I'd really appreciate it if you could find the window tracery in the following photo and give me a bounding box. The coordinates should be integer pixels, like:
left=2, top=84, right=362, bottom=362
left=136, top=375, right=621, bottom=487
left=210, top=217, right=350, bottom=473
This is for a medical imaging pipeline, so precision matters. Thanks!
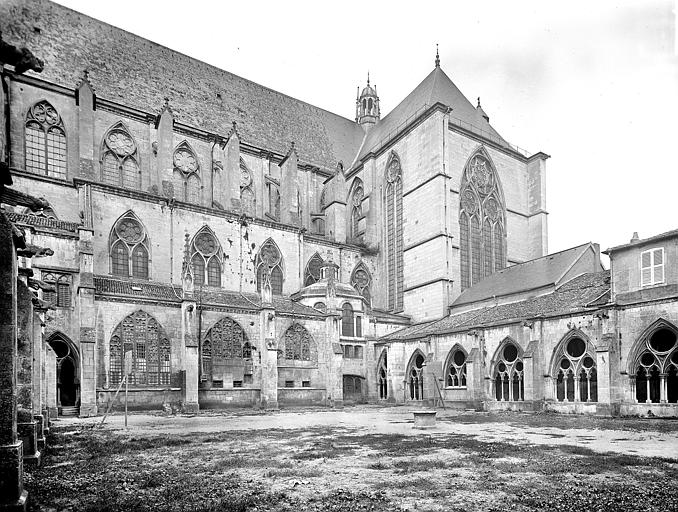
left=633, top=321, right=678, bottom=404
left=41, top=272, right=71, bottom=307
left=255, top=239, right=284, bottom=295
left=109, top=211, right=150, bottom=279
left=304, top=253, right=324, bottom=286
left=554, top=334, right=597, bottom=402
left=109, top=310, right=171, bottom=387
left=101, top=122, right=140, bottom=189
left=201, top=317, right=250, bottom=383
left=172, top=141, right=201, bottom=204
left=188, top=227, right=223, bottom=287
left=341, top=303, right=355, bottom=337
left=280, top=323, right=316, bottom=363
left=351, top=263, right=371, bottom=303
left=407, top=351, right=425, bottom=400
left=459, top=149, right=506, bottom=290
left=350, top=179, right=364, bottom=243
left=240, top=158, right=255, bottom=215
left=494, top=340, right=524, bottom=401
left=25, top=100, right=67, bottom=179
left=445, top=348, right=467, bottom=388
left=385, top=152, right=404, bottom=311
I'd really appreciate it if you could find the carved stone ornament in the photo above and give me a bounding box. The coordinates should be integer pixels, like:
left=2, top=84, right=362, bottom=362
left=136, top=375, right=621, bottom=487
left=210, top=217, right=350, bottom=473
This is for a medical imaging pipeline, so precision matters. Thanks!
left=240, top=167, right=252, bottom=188
left=386, top=158, right=401, bottom=183
left=352, top=185, right=364, bottom=206
left=174, top=149, right=198, bottom=174
left=485, top=197, right=499, bottom=221
left=116, top=217, right=144, bottom=243
left=195, top=232, right=217, bottom=255
left=469, top=156, right=494, bottom=195
left=106, top=130, right=136, bottom=157
left=30, top=101, right=60, bottom=126
left=461, top=189, right=478, bottom=215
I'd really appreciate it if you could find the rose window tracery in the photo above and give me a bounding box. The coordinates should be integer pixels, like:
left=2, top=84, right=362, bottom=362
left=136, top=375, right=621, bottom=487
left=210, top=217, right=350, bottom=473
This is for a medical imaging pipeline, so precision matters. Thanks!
left=174, top=149, right=198, bottom=174
left=101, top=122, right=140, bottom=189
left=172, top=142, right=201, bottom=204
left=110, top=211, right=149, bottom=279
left=255, top=239, right=284, bottom=295
left=107, top=131, right=136, bottom=157
left=188, top=227, right=222, bottom=287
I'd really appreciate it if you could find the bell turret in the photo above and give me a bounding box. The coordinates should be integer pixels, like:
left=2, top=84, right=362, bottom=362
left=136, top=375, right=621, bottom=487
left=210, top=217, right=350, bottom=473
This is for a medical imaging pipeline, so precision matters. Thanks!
left=355, top=72, right=380, bottom=129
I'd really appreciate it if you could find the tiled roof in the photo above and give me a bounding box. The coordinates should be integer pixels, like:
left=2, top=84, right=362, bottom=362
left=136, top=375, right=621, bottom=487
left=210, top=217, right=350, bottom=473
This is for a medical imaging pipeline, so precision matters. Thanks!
left=94, top=276, right=182, bottom=302
left=6, top=211, right=80, bottom=232
left=356, top=66, right=509, bottom=162
left=453, top=243, right=595, bottom=307
left=383, top=271, right=610, bottom=341
left=605, top=228, right=678, bottom=253
left=1, top=0, right=365, bottom=171
left=200, top=289, right=324, bottom=317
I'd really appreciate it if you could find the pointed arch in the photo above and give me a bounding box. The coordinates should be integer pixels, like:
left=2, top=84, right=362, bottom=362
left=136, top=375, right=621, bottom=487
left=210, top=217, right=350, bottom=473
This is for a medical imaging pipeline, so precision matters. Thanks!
left=377, top=349, right=388, bottom=399
left=46, top=331, right=80, bottom=408
left=351, top=262, right=372, bottom=304
left=280, top=323, right=317, bottom=363
left=239, top=157, right=256, bottom=215
left=459, top=146, right=506, bottom=290
left=255, top=238, right=284, bottom=295
left=201, top=316, right=250, bottom=384
left=108, top=310, right=171, bottom=387
left=629, top=318, right=678, bottom=404
left=550, top=329, right=597, bottom=403
left=172, top=140, right=201, bottom=204
left=384, top=151, right=404, bottom=312
left=491, top=337, right=524, bottom=402
left=304, top=253, right=324, bottom=286
left=444, top=344, right=468, bottom=388
left=187, top=225, right=223, bottom=287
left=406, top=349, right=426, bottom=400
left=348, top=178, right=365, bottom=242
left=25, top=99, right=67, bottom=179
left=101, top=121, right=140, bottom=189
left=109, top=210, right=151, bottom=279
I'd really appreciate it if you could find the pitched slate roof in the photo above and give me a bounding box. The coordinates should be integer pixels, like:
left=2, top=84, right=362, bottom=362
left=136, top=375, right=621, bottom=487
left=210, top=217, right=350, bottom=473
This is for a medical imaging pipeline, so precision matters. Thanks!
left=0, top=0, right=365, bottom=170
left=453, top=243, right=596, bottom=307
left=94, top=276, right=183, bottom=302
left=383, top=271, right=610, bottom=341
left=356, top=66, right=509, bottom=162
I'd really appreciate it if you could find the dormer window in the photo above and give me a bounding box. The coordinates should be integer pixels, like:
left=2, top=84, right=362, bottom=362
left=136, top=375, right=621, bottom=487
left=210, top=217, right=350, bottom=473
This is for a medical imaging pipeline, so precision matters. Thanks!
left=641, top=248, right=664, bottom=287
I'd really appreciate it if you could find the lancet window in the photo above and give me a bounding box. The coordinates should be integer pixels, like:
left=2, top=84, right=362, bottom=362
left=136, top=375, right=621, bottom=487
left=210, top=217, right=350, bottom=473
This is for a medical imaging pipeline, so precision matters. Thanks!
left=350, top=179, right=364, bottom=243
left=41, top=273, right=71, bottom=307
left=25, top=100, right=67, bottom=179
left=281, top=323, right=316, bottom=363
left=101, top=122, right=140, bottom=189
left=555, top=334, right=597, bottom=402
left=172, top=141, right=201, bottom=204
left=494, top=340, right=524, bottom=401
left=189, top=227, right=223, bottom=287
left=109, top=211, right=150, bottom=279
left=407, top=351, right=425, bottom=400
left=351, top=263, right=372, bottom=303
left=459, top=149, right=506, bottom=290
left=201, top=317, right=251, bottom=383
left=633, top=321, right=678, bottom=404
left=385, top=152, right=404, bottom=311
left=445, top=348, right=467, bottom=388
left=109, top=310, right=171, bottom=387
left=304, top=253, right=324, bottom=286
left=255, top=239, right=284, bottom=295
left=377, top=351, right=388, bottom=400
left=240, top=158, right=255, bottom=215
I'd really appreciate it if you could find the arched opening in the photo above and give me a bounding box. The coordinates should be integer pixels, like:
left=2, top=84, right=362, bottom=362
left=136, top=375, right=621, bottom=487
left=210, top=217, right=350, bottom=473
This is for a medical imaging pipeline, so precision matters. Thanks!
left=47, top=333, right=80, bottom=414
left=407, top=351, right=425, bottom=401
left=552, top=332, right=597, bottom=403
left=343, top=375, right=365, bottom=403
left=631, top=320, right=678, bottom=404
left=377, top=351, right=388, bottom=400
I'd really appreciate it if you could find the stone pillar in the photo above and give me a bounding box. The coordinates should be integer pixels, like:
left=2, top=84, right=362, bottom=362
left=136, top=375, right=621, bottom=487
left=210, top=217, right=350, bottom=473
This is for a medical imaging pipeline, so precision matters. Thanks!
left=44, top=345, right=57, bottom=419
left=325, top=164, right=347, bottom=243
left=181, top=301, right=199, bottom=413
left=224, top=125, right=241, bottom=210
left=76, top=72, right=96, bottom=180
left=211, top=139, right=227, bottom=210
left=259, top=278, right=278, bottom=409
left=596, top=347, right=611, bottom=405
left=31, top=309, right=45, bottom=450
left=280, top=143, right=300, bottom=226
left=156, top=101, right=175, bottom=197
left=526, top=152, right=549, bottom=259
left=0, top=212, right=28, bottom=510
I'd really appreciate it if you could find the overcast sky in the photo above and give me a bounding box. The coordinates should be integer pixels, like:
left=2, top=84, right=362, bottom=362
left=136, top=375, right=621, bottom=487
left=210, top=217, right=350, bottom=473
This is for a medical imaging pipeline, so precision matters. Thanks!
left=54, top=0, right=678, bottom=258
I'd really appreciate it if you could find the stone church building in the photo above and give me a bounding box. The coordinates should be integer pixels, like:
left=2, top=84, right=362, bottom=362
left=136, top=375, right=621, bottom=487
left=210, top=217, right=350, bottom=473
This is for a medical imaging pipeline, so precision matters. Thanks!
left=1, top=0, right=676, bottom=418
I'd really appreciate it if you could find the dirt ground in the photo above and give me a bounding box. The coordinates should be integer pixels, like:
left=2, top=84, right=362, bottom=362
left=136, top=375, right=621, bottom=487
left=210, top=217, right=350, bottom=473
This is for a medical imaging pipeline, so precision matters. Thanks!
left=26, top=405, right=678, bottom=511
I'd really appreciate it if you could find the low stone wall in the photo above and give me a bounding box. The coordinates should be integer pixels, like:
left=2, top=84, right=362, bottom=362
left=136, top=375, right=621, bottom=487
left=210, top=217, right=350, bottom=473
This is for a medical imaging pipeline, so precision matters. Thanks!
left=278, top=387, right=326, bottom=406
left=96, top=388, right=182, bottom=411
left=199, top=388, right=261, bottom=409
left=484, top=400, right=540, bottom=413
left=620, top=403, right=678, bottom=418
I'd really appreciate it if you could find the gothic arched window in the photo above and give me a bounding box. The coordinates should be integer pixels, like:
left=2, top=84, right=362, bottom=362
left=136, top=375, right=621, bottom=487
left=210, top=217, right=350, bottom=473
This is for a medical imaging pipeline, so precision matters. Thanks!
left=281, top=323, right=317, bottom=363
left=188, top=227, right=223, bottom=287
left=377, top=350, right=388, bottom=400
left=109, top=211, right=150, bottom=279
left=632, top=320, right=678, bottom=404
left=350, top=179, right=364, bottom=243
left=202, top=317, right=250, bottom=383
left=25, top=100, right=67, bottom=179
left=351, top=263, right=372, bottom=303
left=554, top=333, right=597, bottom=402
left=255, top=239, right=284, bottom=295
left=41, top=272, right=71, bottom=307
left=493, top=340, right=524, bottom=401
left=341, top=303, right=355, bottom=337
left=304, top=253, right=324, bottom=286
left=240, top=158, right=255, bottom=215
left=385, top=152, right=404, bottom=312
left=172, top=141, right=201, bottom=204
left=101, top=122, right=140, bottom=189
left=459, top=148, right=506, bottom=290
left=109, top=310, right=171, bottom=387
left=445, top=347, right=467, bottom=388
left=319, top=187, right=327, bottom=212
left=267, top=182, right=281, bottom=221
left=406, top=351, right=425, bottom=400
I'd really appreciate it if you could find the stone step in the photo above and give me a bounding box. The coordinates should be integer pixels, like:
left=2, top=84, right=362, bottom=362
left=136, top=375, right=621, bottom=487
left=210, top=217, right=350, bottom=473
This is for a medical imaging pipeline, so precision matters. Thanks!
left=59, top=406, right=80, bottom=417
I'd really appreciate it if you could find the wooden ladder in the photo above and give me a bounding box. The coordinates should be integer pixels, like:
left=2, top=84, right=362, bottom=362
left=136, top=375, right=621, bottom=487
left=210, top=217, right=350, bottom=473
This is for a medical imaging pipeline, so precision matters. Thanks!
left=431, top=372, right=446, bottom=409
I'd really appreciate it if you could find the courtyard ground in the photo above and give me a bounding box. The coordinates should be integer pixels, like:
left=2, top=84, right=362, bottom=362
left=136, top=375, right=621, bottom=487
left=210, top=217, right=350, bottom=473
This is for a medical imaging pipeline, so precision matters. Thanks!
left=25, top=405, right=678, bottom=511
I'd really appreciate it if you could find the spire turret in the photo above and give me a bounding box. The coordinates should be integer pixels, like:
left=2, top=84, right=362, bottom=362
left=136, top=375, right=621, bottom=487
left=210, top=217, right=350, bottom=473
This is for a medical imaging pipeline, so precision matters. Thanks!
left=435, top=44, right=440, bottom=68
left=355, top=72, right=380, bottom=130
